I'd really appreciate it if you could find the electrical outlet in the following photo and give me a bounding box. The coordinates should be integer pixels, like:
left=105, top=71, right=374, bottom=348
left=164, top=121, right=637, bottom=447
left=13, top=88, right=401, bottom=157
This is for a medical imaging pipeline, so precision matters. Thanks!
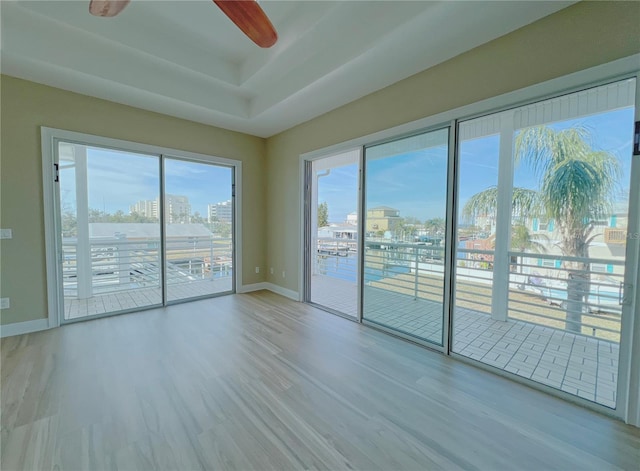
left=255, top=266, right=260, bottom=274
left=0, top=298, right=10, bottom=309
left=270, top=267, right=274, bottom=275
left=0, top=229, right=12, bottom=239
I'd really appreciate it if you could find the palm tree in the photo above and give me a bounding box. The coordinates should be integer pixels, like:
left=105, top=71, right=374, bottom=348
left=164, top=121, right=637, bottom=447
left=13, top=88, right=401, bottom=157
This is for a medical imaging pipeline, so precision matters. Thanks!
left=425, top=217, right=446, bottom=235
left=463, top=125, right=619, bottom=333
left=484, top=224, right=548, bottom=273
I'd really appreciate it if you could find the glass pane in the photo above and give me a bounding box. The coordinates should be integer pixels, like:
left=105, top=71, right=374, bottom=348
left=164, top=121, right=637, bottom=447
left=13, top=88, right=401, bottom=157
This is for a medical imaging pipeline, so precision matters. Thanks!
left=363, top=128, right=449, bottom=346
left=58, top=143, right=162, bottom=320
left=452, top=127, right=499, bottom=350
left=308, top=150, right=359, bottom=317
left=163, top=159, right=233, bottom=302
left=452, top=78, right=636, bottom=408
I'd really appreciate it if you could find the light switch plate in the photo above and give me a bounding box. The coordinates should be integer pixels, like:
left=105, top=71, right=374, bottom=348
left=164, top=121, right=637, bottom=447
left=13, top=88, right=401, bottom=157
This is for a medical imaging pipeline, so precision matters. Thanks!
left=0, top=298, right=9, bottom=309
left=0, top=229, right=12, bottom=239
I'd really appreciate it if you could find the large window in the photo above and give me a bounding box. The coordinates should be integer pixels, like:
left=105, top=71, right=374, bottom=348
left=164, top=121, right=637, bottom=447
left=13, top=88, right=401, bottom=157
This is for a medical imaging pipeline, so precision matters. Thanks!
left=58, top=144, right=162, bottom=320
left=44, top=130, right=240, bottom=323
left=362, top=128, right=450, bottom=346
left=164, top=158, right=234, bottom=302
left=452, top=78, right=637, bottom=408
left=302, top=68, right=639, bottom=418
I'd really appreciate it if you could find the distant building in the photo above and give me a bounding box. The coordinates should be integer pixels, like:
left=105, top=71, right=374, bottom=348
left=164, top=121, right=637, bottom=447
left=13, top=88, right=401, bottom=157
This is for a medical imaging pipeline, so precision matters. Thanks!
left=318, top=224, right=358, bottom=240
left=130, top=194, right=191, bottom=223
left=208, top=200, right=233, bottom=223
left=165, top=195, right=191, bottom=224
left=366, top=206, right=401, bottom=232
left=528, top=199, right=629, bottom=276
left=346, top=211, right=358, bottom=226
left=464, top=197, right=630, bottom=276
left=130, top=199, right=157, bottom=219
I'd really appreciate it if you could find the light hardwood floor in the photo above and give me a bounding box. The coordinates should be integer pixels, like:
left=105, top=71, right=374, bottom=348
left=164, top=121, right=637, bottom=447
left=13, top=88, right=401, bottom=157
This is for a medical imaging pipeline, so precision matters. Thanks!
left=2, top=290, right=639, bottom=470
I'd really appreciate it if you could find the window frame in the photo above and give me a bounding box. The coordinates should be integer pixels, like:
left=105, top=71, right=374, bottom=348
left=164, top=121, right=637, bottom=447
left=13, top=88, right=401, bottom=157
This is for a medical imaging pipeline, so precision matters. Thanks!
left=41, top=128, right=243, bottom=325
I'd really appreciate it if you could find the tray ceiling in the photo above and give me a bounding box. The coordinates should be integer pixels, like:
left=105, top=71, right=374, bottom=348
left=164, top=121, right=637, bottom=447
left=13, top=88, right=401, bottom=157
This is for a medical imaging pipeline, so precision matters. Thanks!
left=1, top=1, right=574, bottom=137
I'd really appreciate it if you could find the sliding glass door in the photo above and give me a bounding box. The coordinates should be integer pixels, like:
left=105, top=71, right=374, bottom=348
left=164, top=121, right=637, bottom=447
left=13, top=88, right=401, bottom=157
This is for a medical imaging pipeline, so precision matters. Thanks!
left=362, top=128, right=450, bottom=346
left=57, top=143, right=162, bottom=320
left=163, top=158, right=234, bottom=302
left=451, top=78, right=637, bottom=409
left=301, top=74, right=638, bottom=414
left=53, top=135, right=237, bottom=322
left=305, top=150, right=360, bottom=318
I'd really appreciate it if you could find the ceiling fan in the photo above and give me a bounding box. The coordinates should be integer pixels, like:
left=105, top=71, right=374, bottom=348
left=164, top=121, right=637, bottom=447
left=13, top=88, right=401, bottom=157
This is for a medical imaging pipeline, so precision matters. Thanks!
left=88, top=0, right=278, bottom=48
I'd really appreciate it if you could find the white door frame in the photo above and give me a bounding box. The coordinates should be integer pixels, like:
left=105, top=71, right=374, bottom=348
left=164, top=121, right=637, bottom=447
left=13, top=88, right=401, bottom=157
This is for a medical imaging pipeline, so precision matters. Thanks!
left=299, top=147, right=363, bottom=320
left=41, top=127, right=243, bottom=327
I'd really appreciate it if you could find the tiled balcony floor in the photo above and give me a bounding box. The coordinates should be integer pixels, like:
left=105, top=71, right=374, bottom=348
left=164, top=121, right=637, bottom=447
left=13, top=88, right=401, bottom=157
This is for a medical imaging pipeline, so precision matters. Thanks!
left=310, top=274, right=358, bottom=317
left=310, top=274, right=618, bottom=408
left=65, top=277, right=233, bottom=320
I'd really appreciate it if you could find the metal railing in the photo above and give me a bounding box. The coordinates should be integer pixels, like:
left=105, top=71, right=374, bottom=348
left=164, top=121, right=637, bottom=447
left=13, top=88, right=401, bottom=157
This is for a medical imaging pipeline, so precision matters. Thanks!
left=62, top=236, right=233, bottom=297
left=506, top=251, right=623, bottom=340
left=314, top=239, right=625, bottom=341
left=455, top=247, right=623, bottom=341
left=313, top=237, right=358, bottom=282
left=454, top=247, right=495, bottom=312
left=363, top=240, right=445, bottom=300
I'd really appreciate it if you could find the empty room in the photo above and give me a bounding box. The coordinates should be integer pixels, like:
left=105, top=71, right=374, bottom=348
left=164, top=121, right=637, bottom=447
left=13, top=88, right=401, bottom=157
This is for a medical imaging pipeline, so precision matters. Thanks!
left=1, top=1, right=640, bottom=470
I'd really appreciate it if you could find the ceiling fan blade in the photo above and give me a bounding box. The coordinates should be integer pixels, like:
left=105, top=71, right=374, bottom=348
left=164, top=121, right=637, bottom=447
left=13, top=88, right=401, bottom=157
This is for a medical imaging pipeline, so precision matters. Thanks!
left=89, top=0, right=131, bottom=17
left=213, top=0, right=278, bottom=48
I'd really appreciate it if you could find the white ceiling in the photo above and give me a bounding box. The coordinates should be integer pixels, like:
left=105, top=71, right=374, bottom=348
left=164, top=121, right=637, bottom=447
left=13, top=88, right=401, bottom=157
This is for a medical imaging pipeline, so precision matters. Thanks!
left=1, top=1, right=574, bottom=137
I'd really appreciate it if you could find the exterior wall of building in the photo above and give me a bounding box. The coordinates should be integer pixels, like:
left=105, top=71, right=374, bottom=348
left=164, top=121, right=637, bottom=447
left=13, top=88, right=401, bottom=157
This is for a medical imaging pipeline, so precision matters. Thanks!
left=366, top=207, right=401, bottom=232
left=165, top=194, right=191, bottom=224
left=530, top=214, right=629, bottom=276
left=130, top=199, right=158, bottom=219
left=208, top=200, right=233, bottom=223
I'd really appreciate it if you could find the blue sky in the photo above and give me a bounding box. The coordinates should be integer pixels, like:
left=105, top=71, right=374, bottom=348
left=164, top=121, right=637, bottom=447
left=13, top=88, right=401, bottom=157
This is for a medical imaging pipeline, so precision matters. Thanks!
left=318, top=107, right=635, bottom=223
left=60, top=106, right=634, bottom=223
left=164, top=159, right=232, bottom=217
left=365, top=143, right=449, bottom=221
left=60, top=151, right=232, bottom=216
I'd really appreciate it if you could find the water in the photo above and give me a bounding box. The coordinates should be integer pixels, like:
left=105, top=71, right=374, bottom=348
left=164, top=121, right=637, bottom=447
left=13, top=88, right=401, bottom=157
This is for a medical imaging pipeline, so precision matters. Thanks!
left=317, top=253, right=410, bottom=283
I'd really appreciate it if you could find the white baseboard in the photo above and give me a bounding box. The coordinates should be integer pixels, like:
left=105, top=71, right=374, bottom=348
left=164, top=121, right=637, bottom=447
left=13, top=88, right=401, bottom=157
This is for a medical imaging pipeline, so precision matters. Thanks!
left=237, top=282, right=270, bottom=293
left=263, top=283, right=300, bottom=301
left=238, top=282, right=300, bottom=301
left=0, top=318, right=50, bottom=338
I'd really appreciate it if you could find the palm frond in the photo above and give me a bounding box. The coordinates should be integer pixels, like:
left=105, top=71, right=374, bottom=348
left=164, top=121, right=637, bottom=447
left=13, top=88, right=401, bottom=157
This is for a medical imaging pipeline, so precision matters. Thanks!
left=461, top=186, right=541, bottom=223
left=466, top=124, right=621, bottom=260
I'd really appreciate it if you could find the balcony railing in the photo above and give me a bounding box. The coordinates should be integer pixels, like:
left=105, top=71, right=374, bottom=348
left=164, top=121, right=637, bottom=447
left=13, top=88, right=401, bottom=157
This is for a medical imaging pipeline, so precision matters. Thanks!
left=313, top=237, right=358, bottom=282
left=314, top=239, right=624, bottom=342
left=364, top=240, right=445, bottom=301
left=506, top=251, right=623, bottom=341
left=456, top=247, right=623, bottom=341
left=62, top=236, right=233, bottom=297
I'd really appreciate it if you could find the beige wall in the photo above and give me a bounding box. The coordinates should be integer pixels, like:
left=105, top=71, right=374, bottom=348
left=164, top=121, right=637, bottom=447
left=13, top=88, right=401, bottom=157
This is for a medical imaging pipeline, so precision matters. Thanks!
left=265, top=1, right=640, bottom=294
left=0, top=76, right=266, bottom=325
